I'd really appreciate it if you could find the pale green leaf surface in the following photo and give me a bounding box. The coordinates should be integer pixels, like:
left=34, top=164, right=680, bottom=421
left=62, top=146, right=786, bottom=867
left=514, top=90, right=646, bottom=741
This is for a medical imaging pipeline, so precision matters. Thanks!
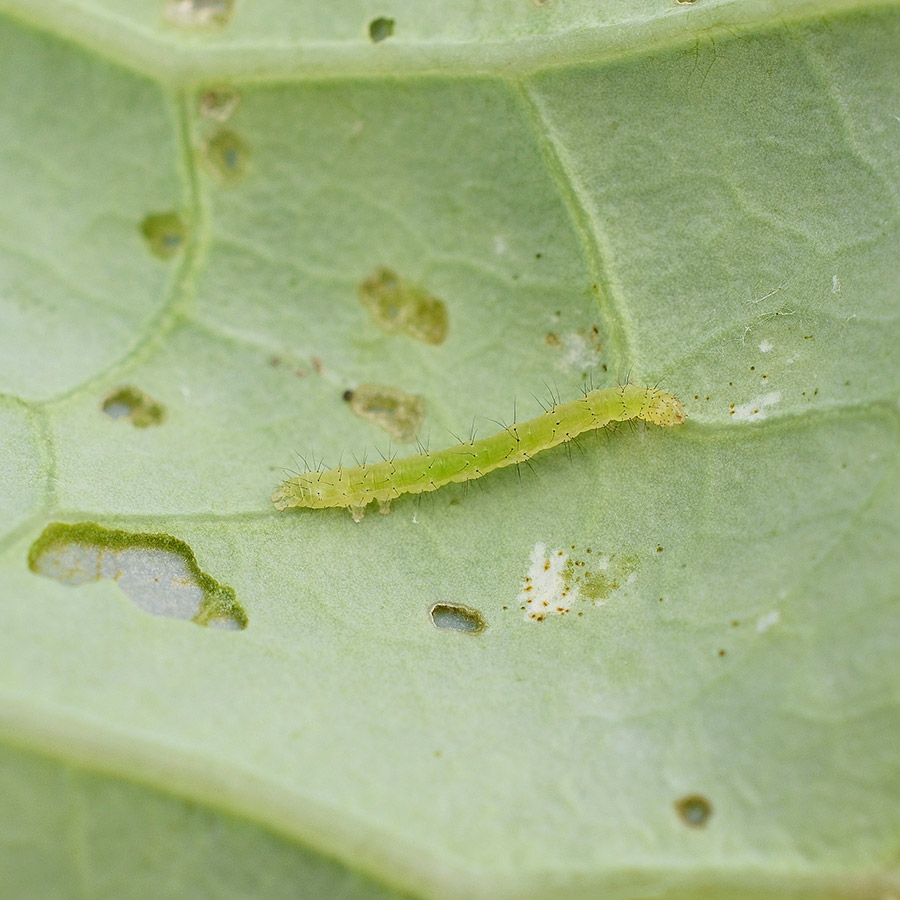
left=0, top=2, right=899, bottom=899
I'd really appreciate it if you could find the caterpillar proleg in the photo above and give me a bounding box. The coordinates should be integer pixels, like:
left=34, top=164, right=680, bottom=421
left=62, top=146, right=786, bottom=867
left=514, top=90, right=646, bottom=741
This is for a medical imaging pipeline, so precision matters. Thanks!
left=272, top=384, right=686, bottom=521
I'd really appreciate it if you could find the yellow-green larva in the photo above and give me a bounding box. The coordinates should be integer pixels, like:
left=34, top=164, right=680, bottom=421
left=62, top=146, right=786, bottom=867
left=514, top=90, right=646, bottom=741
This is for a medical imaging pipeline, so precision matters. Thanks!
left=272, top=383, right=686, bottom=521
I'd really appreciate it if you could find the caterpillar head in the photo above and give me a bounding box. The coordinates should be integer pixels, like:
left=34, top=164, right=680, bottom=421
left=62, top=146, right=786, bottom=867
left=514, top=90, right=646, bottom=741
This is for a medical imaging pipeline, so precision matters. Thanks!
left=644, top=390, right=687, bottom=427
left=271, top=474, right=326, bottom=510
left=271, top=469, right=355, bottom=510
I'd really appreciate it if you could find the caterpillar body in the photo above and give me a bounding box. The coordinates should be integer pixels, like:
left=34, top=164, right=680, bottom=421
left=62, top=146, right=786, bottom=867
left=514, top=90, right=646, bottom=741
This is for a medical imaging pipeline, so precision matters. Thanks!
left=272, top=383, right=686, bottom=521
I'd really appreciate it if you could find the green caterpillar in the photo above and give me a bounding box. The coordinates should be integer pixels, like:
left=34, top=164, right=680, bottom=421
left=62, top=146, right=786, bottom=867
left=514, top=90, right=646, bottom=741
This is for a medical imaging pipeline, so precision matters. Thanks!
left=272, top=383, right=686, bottom=521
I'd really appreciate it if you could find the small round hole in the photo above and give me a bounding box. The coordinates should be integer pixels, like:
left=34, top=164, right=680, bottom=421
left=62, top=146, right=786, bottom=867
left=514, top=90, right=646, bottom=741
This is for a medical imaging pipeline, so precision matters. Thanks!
left=369, top=17, right=395, bottom=42
left=675, top=794, right=712, bottom=828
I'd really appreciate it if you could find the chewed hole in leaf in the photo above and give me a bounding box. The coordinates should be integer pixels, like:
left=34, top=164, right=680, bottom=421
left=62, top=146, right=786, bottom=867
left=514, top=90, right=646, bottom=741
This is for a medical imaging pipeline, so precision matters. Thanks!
left=368, top=17, right=395, bottom=42
left=430, top=603, right=486, bottom=634
left=358, top=267, right=449, bottom=345
left=28, top=522, right=247, bottom=630
left=343, top=383, right=425, bottom=443
left=140, top=211, right=186, bottom=259
left=203, top=129, right=250, bottom=184
left=164, top=0, right=234, bottom=28
left=102, top=386, right=166, bottom=428
left=675, top=794, right=713, bottom=828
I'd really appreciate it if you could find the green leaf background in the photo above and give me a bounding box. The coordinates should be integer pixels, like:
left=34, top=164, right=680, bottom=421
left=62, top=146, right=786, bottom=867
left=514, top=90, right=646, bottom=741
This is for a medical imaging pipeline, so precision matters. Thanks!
left=1, top=1, right=898, bottom=897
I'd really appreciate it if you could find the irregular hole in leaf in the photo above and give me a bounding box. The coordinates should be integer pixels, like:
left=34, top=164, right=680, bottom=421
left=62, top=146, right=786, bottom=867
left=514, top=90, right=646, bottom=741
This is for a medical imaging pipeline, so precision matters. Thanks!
left=358, top=267, right=449, bottom=345
left=163, top=0, right=234, bottom=28
left=198, top=87, right=240, bottom=122
left=202, top=129, right=250, bottom=184
left=429, top=603, right=486, bottom=634
left=28, top=522, right=247, bottom=630
left=139, top=212, right=186, bottom=260
left=343, top=383, right=425, bottom=443
left=675, top=794, right=713, bottom=828
left=101, top=386, right=166, bottom=428
left=368, top=17, right=395, bottom=42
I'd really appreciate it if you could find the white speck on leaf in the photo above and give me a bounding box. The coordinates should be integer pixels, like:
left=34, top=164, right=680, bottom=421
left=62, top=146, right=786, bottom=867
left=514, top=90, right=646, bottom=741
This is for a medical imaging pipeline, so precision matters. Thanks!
left=732, top=392, right=782, bottom=422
